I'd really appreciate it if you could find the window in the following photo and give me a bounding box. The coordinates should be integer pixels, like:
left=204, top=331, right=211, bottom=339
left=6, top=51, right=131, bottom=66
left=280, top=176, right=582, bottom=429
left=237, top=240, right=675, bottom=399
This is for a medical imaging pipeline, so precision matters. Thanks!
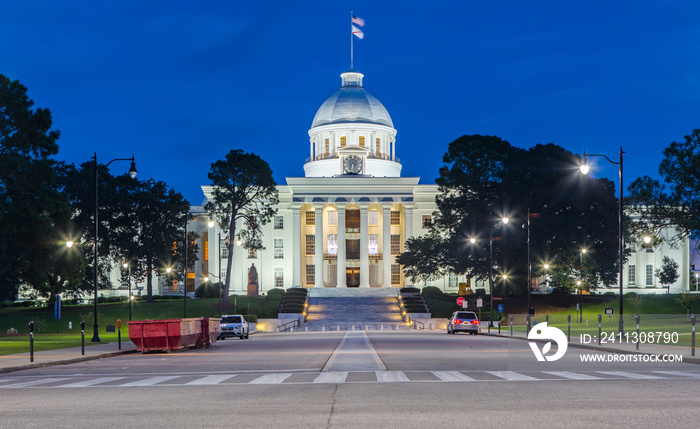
left=391, top=264, right=401, bottom=285
left=274, top=267, right=284, bottom=287
left=449, top=273, right=458, bottom=288
left=324, top=138, right=329, bottom=156
left=390, top=211, right=400, bottom=225
left=646, top=264, right=654, bottom=285
left=274, top=215, right=284, bottom=229
left=221, top=246, right=229, bottom=259
left=359, top=136, right=365, bottom=148
left=274, top=238, right=284, bottom=259
left=248, top=248, right=257, bottom=259
left=368, top=234, right=379, bottom=255
left=346, top=210, right=360, bottom=229
left=306, top=211, right=315, bottom=226
left=422, top=215, right=432, bottom=229
left=646, top=246, right=654, bottom=253
left=327, top=234, right=338, bottom=255
left=346, top=239, right=360, bottom=259
left=368, top=211, right=379, bottom=226
left=306, top=235, right=315, bottom=255
left=376, top=138, right=380, bottom=156
left=329, top=264, right=337, bottom=285
left=628, top=242, right=636, bottom=253
left=391, top=234, right=401, bottom=255
left=340, top=136, right=346, bottom=148
left=628, top=265, right=636, bottom=285
left=306, top=265, right=315, bottom=284
left=327, top=210, right=338, bottom=226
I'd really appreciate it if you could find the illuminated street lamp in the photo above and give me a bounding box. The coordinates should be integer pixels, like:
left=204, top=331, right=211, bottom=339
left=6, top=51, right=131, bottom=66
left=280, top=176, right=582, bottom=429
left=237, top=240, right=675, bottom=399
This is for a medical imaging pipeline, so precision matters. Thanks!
left=91, top=153, right=137, bottom=342
left=581, top=147, right=624, bottom=334
left=489, top=216, right=509, bottom=326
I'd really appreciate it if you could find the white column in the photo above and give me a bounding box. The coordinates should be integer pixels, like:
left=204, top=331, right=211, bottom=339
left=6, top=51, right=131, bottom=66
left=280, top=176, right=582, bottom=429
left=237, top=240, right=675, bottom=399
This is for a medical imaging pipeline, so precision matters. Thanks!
left=404, top=206, right=414, bottom=241
left=292, top=207, right=302, bottom=287
left=382, top=206, right=392, bottom=288
left=360, top=206, right=370, bottom=287
left=315, top=206, right=324, bottom=287
left=404, top=205, right=414, bottom=287
left=337, top=207, right=346, bottom=288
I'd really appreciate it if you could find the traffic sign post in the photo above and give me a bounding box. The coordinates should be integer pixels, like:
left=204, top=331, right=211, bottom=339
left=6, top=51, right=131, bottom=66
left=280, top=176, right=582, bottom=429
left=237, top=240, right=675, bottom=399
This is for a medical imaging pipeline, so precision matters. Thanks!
left=476, top=299, right=483, bottom=327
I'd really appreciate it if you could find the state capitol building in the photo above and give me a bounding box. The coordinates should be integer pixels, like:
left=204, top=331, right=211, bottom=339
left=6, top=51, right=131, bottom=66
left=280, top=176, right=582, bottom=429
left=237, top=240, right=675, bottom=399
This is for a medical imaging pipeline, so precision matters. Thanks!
left=162, top=68, right=691, bottom=297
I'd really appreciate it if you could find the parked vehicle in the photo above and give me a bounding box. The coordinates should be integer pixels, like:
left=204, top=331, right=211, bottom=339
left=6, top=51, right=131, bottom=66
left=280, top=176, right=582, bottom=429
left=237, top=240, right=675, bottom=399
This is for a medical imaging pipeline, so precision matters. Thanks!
left=218, top=315, right=249, bottom=339
left=447, top=311, right=479, bottom=335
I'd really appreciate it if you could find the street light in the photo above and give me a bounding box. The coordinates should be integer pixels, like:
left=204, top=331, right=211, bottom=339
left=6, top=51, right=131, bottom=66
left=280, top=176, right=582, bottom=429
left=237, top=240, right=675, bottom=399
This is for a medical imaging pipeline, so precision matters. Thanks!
left=489, top=217, right=509, bottom=326
left=123, top=262, right=132, bottom=321
left=576, top=280, right=583, bottom=323
left=66, top=241, right=74, bottom=248
left=91, top=153, right=137, bottom=342
left=581, top=147, right=624, bottom=334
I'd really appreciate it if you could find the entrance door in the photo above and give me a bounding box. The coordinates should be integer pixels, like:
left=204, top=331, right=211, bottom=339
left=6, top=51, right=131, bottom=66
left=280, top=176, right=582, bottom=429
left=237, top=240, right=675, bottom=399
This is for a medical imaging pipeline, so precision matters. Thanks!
left=346, top=268, right=360, bottom=287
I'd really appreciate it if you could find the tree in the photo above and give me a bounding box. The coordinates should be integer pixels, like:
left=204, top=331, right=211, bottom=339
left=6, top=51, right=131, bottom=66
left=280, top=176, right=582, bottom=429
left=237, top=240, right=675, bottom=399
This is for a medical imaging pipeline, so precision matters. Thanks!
left=675, top=292, right=698, bottom=317
left=205, top=150, right=278, bottom=303
left=628, top=129, right=700, bottom=247
left=0, top=74, right=82, bottom=302
left=655, top=256, right=679, bottom=294
left=399, top=135, right=621, bottom=295
left=110, top=176, right=193, bottom=302
left=626, top=293, right=643, bottom=314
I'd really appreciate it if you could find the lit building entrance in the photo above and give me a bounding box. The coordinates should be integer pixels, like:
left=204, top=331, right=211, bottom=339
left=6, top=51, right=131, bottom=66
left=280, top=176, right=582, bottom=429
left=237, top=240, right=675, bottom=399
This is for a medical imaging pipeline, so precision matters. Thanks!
left=346, top=268, right=360, bottom=287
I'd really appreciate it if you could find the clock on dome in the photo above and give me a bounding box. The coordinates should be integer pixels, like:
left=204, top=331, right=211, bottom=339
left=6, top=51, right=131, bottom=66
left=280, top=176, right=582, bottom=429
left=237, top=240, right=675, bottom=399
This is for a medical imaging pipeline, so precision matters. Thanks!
left=343, top=155, right=363, bottom=175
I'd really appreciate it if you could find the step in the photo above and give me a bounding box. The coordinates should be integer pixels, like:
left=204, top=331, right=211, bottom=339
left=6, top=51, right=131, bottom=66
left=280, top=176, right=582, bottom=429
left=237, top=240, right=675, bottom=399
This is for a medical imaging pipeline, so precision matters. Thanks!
left=308, top=288, right=399, bottom=298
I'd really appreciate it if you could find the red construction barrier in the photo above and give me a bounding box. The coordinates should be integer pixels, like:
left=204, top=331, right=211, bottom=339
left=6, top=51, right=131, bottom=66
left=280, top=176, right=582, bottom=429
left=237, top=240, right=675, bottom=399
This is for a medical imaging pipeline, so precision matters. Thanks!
left=128, top=318, right=203, bottom=353
left=197, top=317, right=221, bottom=349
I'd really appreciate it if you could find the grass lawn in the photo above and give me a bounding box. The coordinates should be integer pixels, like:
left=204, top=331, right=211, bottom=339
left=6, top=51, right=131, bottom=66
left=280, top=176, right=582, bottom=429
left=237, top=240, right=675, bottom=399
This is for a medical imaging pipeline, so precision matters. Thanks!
left=0, top=332, right=123, bottom=356
left=0, top=295, right=264, bottom=333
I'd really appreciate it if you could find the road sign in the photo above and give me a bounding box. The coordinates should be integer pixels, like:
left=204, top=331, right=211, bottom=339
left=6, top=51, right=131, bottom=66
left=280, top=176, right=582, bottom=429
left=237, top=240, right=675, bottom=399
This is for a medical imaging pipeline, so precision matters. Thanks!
left=54, top=295, right=61, bottom=320
left=476, top=299, right=483, bottom=308
left=604, top=306, right=614, bottom=315
left=497, top=304, right=504, bottom=313
left=456, top=297, right=465, bottom=306
left=462, top=301, right=468, bottom=308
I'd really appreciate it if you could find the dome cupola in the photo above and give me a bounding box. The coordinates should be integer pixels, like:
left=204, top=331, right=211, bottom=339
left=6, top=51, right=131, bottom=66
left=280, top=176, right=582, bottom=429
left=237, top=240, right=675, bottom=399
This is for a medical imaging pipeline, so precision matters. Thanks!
left=305, top=70, right=400, bottom=178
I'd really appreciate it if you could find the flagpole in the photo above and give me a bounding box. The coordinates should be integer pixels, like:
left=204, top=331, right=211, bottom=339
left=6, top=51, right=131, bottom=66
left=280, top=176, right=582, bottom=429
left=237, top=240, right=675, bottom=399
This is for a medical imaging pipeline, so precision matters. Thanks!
left=350, top=11, right=354, bottom=69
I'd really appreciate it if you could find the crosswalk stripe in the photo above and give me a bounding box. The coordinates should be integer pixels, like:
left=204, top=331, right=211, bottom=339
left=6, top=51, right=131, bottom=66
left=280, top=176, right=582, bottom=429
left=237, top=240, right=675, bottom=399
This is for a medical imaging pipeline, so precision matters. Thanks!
left=597, top=371, right=662, bottom=380
left=249, top=373, right=293, bottom=384
left=314, top=372, right=348, bottom=383
left=542, top=371, right=602, bottom=381
left=0, top=378, right=65, bottom=388
left=487, top=371, right=539, bottom=381
left=185, top=375, right=237, bottom=385
left=432, top=371, right=474, bottom=382
left=62, top=377, right=126, bottom=387
left=376, top=371, right=410, bottom=382
left=652, top=371, right=700, bottom=379
left=120, top=376, right=181, bottom=387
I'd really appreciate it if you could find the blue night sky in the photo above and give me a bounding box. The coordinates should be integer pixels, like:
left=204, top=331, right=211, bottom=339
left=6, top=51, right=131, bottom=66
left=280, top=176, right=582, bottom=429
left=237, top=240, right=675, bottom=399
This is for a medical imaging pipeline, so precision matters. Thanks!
left=2, top=1, right=699, bottom=205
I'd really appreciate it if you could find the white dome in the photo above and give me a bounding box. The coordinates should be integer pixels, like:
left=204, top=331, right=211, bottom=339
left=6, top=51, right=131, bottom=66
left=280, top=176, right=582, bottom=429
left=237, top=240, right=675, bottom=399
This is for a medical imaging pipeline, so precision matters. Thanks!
left=311, top=71, right=393, bottom=128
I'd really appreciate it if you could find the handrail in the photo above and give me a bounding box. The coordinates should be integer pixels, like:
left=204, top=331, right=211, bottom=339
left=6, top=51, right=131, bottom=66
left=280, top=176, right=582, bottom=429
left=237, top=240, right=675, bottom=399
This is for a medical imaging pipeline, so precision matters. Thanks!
left=412, top=320, right=425, bottom=330
left=278, top=319, right=300, bottom=332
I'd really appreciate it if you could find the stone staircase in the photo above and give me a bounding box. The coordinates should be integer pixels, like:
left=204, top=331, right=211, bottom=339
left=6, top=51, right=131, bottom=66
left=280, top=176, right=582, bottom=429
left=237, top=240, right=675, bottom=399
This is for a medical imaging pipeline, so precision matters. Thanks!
left=303, top=288, right=406, bottom=331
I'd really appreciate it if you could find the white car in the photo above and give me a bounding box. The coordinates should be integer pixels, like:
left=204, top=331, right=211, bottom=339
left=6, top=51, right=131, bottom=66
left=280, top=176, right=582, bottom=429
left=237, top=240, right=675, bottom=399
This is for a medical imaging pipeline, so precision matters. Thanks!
left=218, top=315, right=249, bottom=340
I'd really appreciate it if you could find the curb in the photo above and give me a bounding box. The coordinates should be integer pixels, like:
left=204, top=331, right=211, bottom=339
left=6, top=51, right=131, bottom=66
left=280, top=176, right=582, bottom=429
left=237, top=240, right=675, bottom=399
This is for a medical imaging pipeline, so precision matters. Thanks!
left=0, top=348, right=138, bottom=374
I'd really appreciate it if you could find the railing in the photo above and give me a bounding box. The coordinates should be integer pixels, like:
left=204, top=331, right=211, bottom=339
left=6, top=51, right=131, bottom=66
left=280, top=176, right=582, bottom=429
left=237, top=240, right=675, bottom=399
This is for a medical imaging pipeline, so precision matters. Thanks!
left=277, top=319, right=300, bottom=332
left=411, top=319, right=425, bottom=330
left=304, top=153, right=401, bottom=164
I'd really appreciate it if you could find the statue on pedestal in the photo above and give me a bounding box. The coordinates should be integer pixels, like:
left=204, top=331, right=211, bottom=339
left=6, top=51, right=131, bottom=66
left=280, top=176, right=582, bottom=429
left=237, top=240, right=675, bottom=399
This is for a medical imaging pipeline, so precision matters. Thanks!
left=247, top=263, right=259, bottom=297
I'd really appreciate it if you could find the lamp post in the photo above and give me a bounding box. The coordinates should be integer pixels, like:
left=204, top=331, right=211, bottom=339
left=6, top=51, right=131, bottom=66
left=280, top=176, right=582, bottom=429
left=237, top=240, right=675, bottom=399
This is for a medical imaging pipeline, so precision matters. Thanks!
left=543, top=263, right=550, bottom=295
left=92, top=153, right=137, bottom=342
left=183, top=214, right=189, bottom=318
left=695, top=273, right=698, bottom=292
left=489, top=217, right=509, bottom=326
left=123, top=262, right=132, bottom=321
left=581, top=147, right=624, bottom=334
left=576, top=280, right=583, bottom=323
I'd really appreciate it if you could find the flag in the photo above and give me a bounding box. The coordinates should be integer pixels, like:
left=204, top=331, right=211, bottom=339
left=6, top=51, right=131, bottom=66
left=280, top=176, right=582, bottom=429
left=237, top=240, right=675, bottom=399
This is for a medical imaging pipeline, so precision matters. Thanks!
left=352, top=24, right=364, bottom=39
left=352, top=14, right=365, bottom=27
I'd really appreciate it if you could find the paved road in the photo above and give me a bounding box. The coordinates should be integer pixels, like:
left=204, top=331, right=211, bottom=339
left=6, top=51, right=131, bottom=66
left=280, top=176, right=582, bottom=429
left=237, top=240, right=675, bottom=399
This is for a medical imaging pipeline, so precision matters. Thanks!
left=2, top=331, right=699, bottom=428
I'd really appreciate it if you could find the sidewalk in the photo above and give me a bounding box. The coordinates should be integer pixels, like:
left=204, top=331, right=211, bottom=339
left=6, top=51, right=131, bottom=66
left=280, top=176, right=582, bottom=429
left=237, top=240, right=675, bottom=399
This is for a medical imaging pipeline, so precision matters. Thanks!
left=0, top=340, right=137, bottom=374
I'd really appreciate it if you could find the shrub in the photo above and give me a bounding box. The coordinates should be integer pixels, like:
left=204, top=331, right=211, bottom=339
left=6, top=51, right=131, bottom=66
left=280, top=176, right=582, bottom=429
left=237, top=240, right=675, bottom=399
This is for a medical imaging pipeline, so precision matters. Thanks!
left=195, top=282, right=222, bottom=299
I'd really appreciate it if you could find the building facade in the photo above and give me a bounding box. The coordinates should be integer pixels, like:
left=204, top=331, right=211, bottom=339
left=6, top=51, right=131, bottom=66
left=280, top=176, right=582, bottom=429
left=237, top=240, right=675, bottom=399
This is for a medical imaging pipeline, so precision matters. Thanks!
left=174, top=69, right=694, bottom=297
